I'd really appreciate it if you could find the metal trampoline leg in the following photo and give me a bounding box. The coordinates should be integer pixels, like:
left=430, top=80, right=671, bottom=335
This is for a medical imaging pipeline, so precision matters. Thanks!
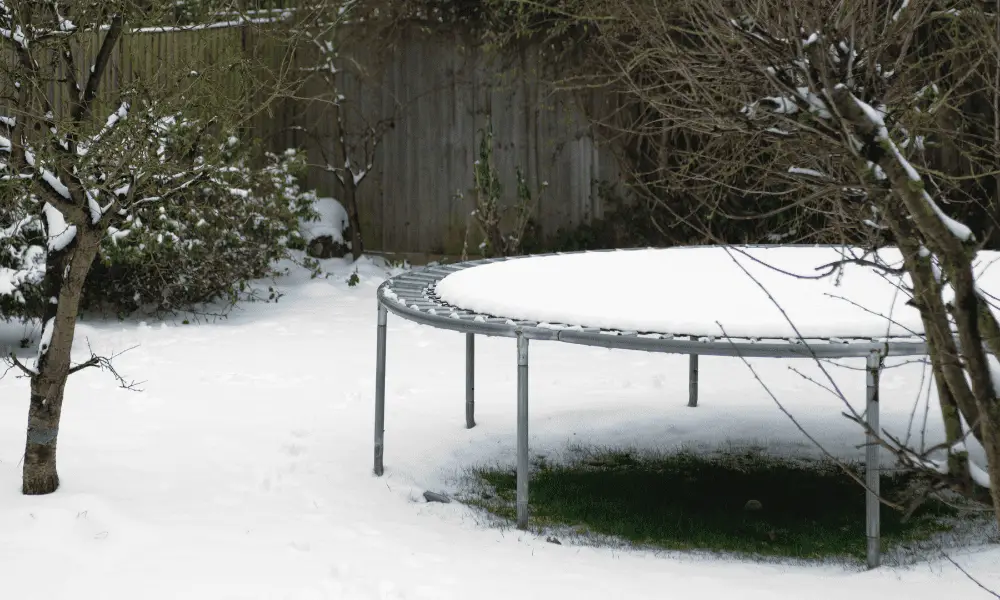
left=374, top=304, right=388, bottom=476
left=516, top=332, right=530, bottom=530
left=688, top=351, right=699, bottom=408
left=865, top=350, right=882, bottom=569
left=466, top=333, right=476, bottom=429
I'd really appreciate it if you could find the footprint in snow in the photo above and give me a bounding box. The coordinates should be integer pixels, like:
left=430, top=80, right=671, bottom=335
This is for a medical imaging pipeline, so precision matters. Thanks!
left=281, top=443, right=306, bottom=457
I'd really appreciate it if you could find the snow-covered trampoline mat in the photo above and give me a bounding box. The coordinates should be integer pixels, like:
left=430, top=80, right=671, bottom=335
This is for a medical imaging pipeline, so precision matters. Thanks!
left=434, top=246, right=1000, bottom=340
left=373, top=245, right=1000, bottom=569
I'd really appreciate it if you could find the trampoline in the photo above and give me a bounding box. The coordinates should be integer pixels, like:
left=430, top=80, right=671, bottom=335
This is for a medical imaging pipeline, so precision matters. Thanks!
left=373, top=246, right=938, bottom=569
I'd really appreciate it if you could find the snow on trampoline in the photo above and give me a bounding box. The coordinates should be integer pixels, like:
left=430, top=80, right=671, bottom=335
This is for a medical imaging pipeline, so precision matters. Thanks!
left=435, top=246, right=1000, bottom=339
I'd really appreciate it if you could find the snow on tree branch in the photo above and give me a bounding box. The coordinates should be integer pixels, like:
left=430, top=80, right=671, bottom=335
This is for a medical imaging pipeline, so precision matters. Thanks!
left=42, top=203, right=76, bottom=252
left=839, top=87, right=975, bottom=243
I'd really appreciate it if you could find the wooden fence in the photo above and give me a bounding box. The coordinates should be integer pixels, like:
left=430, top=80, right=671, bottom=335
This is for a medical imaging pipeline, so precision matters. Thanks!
left=3, top=22, right=619, bottom=254
left=264, top=26, right=621, bottom=254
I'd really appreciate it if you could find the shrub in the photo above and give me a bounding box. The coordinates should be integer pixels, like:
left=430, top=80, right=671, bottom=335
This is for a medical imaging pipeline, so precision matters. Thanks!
left=80, top=117, right=317, bottom=316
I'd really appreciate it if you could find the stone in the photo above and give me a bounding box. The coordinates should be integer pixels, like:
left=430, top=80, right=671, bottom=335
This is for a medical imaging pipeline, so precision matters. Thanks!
left=423, top=491, right=451, bottom=504
left=306, top=235, right=349, bottom=259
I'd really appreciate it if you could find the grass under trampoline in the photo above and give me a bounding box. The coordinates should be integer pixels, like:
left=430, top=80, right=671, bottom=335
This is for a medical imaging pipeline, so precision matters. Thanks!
left=465, top=447, right=984, bottom=562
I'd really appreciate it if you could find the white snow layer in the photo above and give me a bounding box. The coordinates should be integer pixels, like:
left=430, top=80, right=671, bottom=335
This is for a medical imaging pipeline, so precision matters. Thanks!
left=300, top=197, right=348, bottom=244
left=42, top=203, right=77, bottom=252
left=435, top=246, right=1000, bottom=339
left=35, top=317, right=55, bottom=367
left=1, top=254, right=998, bottom=599
left=788, top=167, right=828, bottom=179
left=849, top=93, right=974, bottom=242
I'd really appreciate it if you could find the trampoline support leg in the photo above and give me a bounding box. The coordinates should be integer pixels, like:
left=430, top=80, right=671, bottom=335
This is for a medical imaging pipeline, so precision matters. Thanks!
left=466, top=333, right=475, bottom=429
left=688, top=350, right=699, bottom=408
left=516, top=332, right=530, bottom=530
left=374, top=304, right=388, bottom=476
left=865, top=350, right=882, bottom=569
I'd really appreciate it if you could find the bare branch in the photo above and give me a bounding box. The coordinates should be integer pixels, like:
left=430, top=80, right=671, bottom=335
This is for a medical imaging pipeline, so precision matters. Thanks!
left=74, top=13, right=125, bottom=124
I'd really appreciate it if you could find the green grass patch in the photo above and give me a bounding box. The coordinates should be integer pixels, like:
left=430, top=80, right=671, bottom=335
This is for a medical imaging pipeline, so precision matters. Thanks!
left=467, top=449, right=963, bottom=561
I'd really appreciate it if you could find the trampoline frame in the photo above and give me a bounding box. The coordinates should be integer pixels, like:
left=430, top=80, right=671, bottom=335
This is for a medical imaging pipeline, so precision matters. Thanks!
left=373, top=249, right=929, bottom=569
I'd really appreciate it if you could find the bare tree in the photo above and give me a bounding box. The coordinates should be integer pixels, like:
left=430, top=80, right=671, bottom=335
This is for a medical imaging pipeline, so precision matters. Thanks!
left=465, top=121, right=542, bottom=258
left=488, top=0, right=1000, bottom=521
left=0, top=0, right=314, bottom=494
left=524, top=0, right=1000, bottom=519
left=288, top=2, right=394, bottom=261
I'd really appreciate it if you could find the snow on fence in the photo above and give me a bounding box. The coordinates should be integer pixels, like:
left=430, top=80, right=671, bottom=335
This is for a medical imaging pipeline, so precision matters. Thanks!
left=2, top=22, right=619, bottom=255
left=0, top=26, right=257, bottom=122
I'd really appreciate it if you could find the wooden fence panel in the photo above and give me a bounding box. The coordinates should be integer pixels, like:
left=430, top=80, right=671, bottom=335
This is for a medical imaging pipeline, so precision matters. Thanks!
left=280, top=27, right=621, bottom=254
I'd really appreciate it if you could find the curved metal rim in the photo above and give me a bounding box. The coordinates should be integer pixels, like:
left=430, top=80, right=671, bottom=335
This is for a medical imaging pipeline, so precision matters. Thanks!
left=377, top=247, right=929, bottom=359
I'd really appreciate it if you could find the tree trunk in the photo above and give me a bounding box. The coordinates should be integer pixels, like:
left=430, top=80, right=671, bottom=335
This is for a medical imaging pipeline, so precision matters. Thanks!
left=343, top=180, right=364, bottom=261
left=22, top=229, right=102, bottom=495
left=832, top=87, right=1000, bottom=522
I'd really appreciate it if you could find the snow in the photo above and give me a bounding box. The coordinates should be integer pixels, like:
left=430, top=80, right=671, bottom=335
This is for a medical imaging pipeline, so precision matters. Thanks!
left=970, top=460, right=992, bottom=488
left=86, top=190, right=103, bottom=224
left=132, top=16, right=284, bottom=33
left=788, top=167, right=827, bottom=179
left=35, top=317, right=55, bottom=367
left=796, top=87, right=832, bottom=119
left=41, top=170, right=70, bottom=198
left=43, top=203, right=78, bottom=252
left=765, top=96, right=798, bottom=114
left=0, top=254, right=998, bottom=598
left=0, top=23, right=28, bottom=48
left=79, top=103, right=131, bottom=155
left=0, top=236, right=45, bottom=300
left=106, top=226, right=130, bottom=245
left=301, top=197, right=348, bottom=244
left=437, top=247, right=1000, bottom=339
left=104, top=102, right=129, bottom=130
left=24, top=150, right=71, bottom=199
left=892, top=0, right=911, bottom=21
left=849, top=93, right=974, bottom=243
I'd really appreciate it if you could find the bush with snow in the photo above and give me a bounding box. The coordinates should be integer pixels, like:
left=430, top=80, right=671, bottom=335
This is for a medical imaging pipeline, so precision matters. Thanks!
left=0, top=126, right=48, bottom=321
left=78, top=121, right=318, bottom=316
left=301, top=197, right=350, bottom=259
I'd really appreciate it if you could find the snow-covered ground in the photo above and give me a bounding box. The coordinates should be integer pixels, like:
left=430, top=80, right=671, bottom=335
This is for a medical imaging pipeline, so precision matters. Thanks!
left=1, top=256, right=998, bottom=599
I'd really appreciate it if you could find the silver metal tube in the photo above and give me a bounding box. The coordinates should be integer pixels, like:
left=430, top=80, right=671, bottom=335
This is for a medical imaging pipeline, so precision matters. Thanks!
left=466, top=333, right=475, bottom=429
left=865, top=350, right=882, bottom=569
left=688, top=339, right=699, bottom=407
left=516, top=332, right=530, bottom=530
left=374, top=304, right=388, bottom=476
